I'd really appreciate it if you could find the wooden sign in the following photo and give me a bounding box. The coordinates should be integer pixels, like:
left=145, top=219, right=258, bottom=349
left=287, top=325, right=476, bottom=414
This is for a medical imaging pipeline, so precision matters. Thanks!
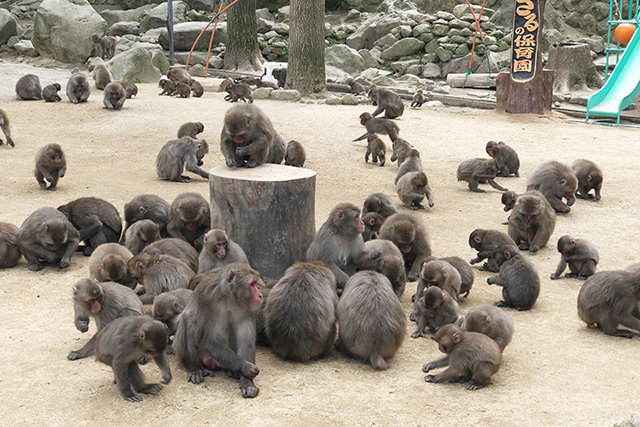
left=511, top=0, right=541, bottom=81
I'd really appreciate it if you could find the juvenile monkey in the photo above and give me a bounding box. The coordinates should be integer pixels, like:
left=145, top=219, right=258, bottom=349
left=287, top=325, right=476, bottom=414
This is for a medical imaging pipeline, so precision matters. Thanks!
left=127, top=252, right=194, bottom=304
left=190, top=79, right=204, bottom=97
left=411, top=89, right=424, bottom=108
left=0, top=108, right=15, bottom=147
left=156, top=137, right=209, bottom=182
left=362, top=193, right=397, bottom=219
left=507, top=190, right=556, bottom=253
left=353, top=112, right=399, bottom=142
left=550, top=235, right=599, bottom=280
left=88, top=243, right=137, bottom=289
left=121, top=82, right=138, bottom=98
left=142, top=238, right=199, bottom=273
left=226, top=83, right=253, bottom=103
left=66, top=73, right=91, bottom=104
left=526, top=161, right=577, bottom=213
left=396, top=171, right=434, bottom=210
left=468, top=229, right=517, bottom=273
left=34, top=143, right=66, bottom=191
left=485, top=141, right=520, bottom=177
left=15, top=74, right=42, bottom=100
left=345, top=77, right=365, bottom=94
left=463, top=304, right=514, bottom=351
left=122, top=194, right=170, bottom=240
left=487, top=245, right=540, bottom=311
left=91, top=34, right=116, bottom=59
left=103, top=81, right=126, bottom=110
left=266, top=132, right=286, bottom=164
left=197, top=229, right=249, bottom=274
left=364, top=134, right=386, bottom=166
left=457, top=158, right=508, bottom=193
left=0, top=222, right=21, bottom=268
left=359, top=239, right=407, bottom=298
left=378, top=213, right=431, bottom=281
left=152, top=288, right=193, bottom=337
left=571, top=159, right=603, bottom=201
left=284, top=140, right=306, bottom=167
left=361, top=212, right=384, bottom=241
left=124, top=220, right=160, bottom=255
left=395, top=149, right=422, bottom=184
left=166, top=67, right=192, bottom=85
left=368, top=85, right=404, bottom=119
left=425, top=256, right=474, bottom=298
left=390, top=138, right=414, bottom=166
left=172, top=82, right=191, bottom=98
left=220, top=104, right=275, bottom=168
left=92, top=64, right=113, bottom=90
left=158, top=79, right=176, bottom=96
left=42, top=83, right=62, bottom=102
left=166, top=192, right=210, bottom=251
left=177, top=122, right=204, bottom=139
left=415, top=259, right=462, bottom=301
left=272, top=67, right=287, bottom=88
left=411, top=287, right=461, bottom=338
left=501, top=191, right=518, bottom=212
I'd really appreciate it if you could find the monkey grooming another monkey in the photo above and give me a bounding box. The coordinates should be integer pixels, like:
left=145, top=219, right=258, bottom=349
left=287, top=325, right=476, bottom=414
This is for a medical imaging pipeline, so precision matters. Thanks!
left=362, top=193, right=397, bottom=219
left=396, top=171, right=434, bottom=210
left=571, top=159, right=603, bottom=201
left=177, top=122, right=204, bottom=139
left=0, top=222, right=21, bottom=268
left=156, top=137, right=209, bottom=183
left=368, top=85, right=404, bottom=119
left=92, top=64, right=113, bottom=90
left=34, top=143, right=66, bottom=191
left=0, top=108, right=15, bottom=147
left=103, top=81, right=126, bottom=110
left=378, top=213, right=431, bottom=281
left=122, top=194, right=170, bottom=241
left=507, top=190, right=556, bottom=253
left=127, top=252, right=194, bottom=304
left=221, top=103, right=276, bottom=168
left=15, top=74, right=42, bottom=100
left=457, top=158, right=508, bottom=193
left=550, top=235, right=599, bottom=280
left=361, top=212, right=384, bottom=242
left=487, top=245, right=540, bottom=311
left=42, top=83, right=62, bottom=102
left=526, top=161, right=577, bottom=213
left=411, top=287, right=461, bottom=338
left=284, top=140, right=306, bottom=167
left=411, top=89, right=424, bottom=108
left=142, top=238, right=199, bottom=273
left=468, top=229, right=517, bottom=273
left=353, top=112, right=399, bottom=142
left=198, top=229, right=248, bottom=274
left=124, top=220, right=160, bottom=255
left=166, top=192, right=210, bottom=251
left=364, top=134, right=386, bottom=166
left=66, top=73, right=91, bottom=104
left=485, top=141, right=520, bottom=177
left=345, top=77, right=365, bottom=95
left=415, top=259, right=462, bottom=302
left=422, top=255, right=474, bottom=298
left=463, top=304, right=514, bottom=351
left=88, top=243, right=137, bottom=289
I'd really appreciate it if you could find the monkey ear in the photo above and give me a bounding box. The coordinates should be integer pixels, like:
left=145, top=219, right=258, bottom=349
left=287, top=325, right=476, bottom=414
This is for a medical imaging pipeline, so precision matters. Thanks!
left=560, top=179, right=566, bottom=185
left=587, top=174, right=592, bottom=182
left=139, top=329, right=146, bottom=340
left=452, top=332, right=461, bottom=343
left=504, top=249, right=513, bottom=259
left=336, top=210, right=344, bottom=220
left=570, top=238, right=576, bottom=245
left=136, top=261, right=144, bottom=270
left=369, top=218, right=376, bottom=226
left=441, top=291, right=447, bottom=299
left=72, top=286, right=78, bottom=295
left=139, top=206, right=145, bottom=214
left=474, top=235, right=481, bottom=244
left=511, top=194, right=516, bottom=201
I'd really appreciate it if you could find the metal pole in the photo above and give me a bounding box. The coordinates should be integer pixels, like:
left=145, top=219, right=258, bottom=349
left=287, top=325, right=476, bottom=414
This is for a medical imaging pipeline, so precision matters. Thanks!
left=167, top=0, right=175, bottom=65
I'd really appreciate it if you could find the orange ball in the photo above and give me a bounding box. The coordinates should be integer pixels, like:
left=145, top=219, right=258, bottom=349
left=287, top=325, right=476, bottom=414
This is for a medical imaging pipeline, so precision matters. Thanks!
left=615, top=23, right=636, bottom=44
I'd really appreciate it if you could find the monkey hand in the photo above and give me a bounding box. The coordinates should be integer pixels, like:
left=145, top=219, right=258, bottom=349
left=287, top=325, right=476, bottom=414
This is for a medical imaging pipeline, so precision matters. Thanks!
left=369, top=249, right=382, bottom=260
left=486, top=277, right=495, bottom=285
left=407, top=272, right=419, bottom=282
left=235, top=146, right=249, bottom=156
left=529, top=246, right=539, bottom=253
left=59, top=258, right=71, bottom=269
left=58, top=170, right=65, bottom=178
left=197, top=159, right=204, bottom=166
left=67, top=351, right=82, bottom=361
left=469, top=257, right=479, bottom=265
left=518, top=243, right=529, bottom=251
left=75, top=320, right=89, bottom=332
left=409, top=312, right=417, bottom=322
left=161, top=373, right=172, bottom=384
left=241, top=361, right=260, bottom=379
left=135, top=287, right=147, bottom=296
left=411, top=330, right=425, bottom=338
left=550, top=273, right=559, bottom=280
left=28, top=262, right=43, bottom=271
left=246, top=159, right=258, bottom=168
left=428, top=200, right=434, bottom=208
left=424, top=375, right=438, bottom=383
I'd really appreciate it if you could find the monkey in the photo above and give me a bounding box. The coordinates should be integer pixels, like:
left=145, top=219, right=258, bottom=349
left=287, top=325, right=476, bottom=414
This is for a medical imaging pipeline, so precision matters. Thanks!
left=172, top=82, right=191, bottom=98
left=166, top=192, right=210, bottom=252
left=394, top=149, right=422, bottom=184
left=91, top=34, right=116, bottom=59
left=457, top=158, right=508, bottom=193
left=361, top=212, right=384, bottom=242
left=396, top=171, right=434, bottom=210
left=526, top=161, right=577, bottom=213
left=390, top=138, right=414, bottom=166
left=15, top=74, right=42, bottom=100
left=158, top=78, right=176, bottom=96
left=422, top=324, right=501, bottom=391
left=124, top=220, right=160, bottom=255
left=411, top=287, right=461, bottom=338
left=152, top=288, right=193, bottom=349
left=34, top=143, right=66, bottom=191
left=42, top=83, right=62, bottom=102
left=571, top=159, right=603, bottom=201
left=155, top=137, right=210, bottom=182
left=66, top=73, right=91, bottom=104
left=362, top=193, right=397, bottom=219
left=0, top=108, right=15, bottom=147
left=17, top=207, right=80, bottom=271
left=364, top=134, right=386, bottom=166
left=256, top=79, right=279, bottom=90
left=94, top=316, right=171, bottom=402
left=92, top=64, right=113, bottom=90
left=197, top=229, right=249, bottom=274
left=190, top=78, right=204, bottom=97
left=142, top=238, right=199, bottom=274
left=122, top=194, right=170, bottom=241
left=177, top=122, right=204, bottom=139
left=265, top=261, right=338, bottom=362
left=550, top=235, right=599, bottom=280
left=345, top=77, right=365, bottom=95
left=271, top=67, right=287, bottom=88
left=102, top=81, right=126, bottom=110
left=219, top=77, right=234, bottom=92
left=353, top=112, right=399, bottom=142
left=306, top=202, right=366, bottom=289
left=336, top=271, right=406, bottom=370
left=254, top=279, right=276, bottom=346
left=88, top=243, right=137, bottom=289
left=120, top=82, right=138, bottom=98
left=67, top=278, right=143, bottom=361
left=378, top=213, right=432, bottom=281
left=127, top=252, right=194, bottom=304
left=57, top=197, right=123, bottom=256
left=173, top=263, right=263, bottom=398
left=501, top=190, right=518, bottom=212
left=284, top=140, right=306, bottom=167
left=462, top=303, right=514, bottom=352
left=411, top=89, right=424, bottom=108
left=166, top=67, right=192, bottom=85
left=421, top=256, right=474, bottom=299
left=415, top=258, right=462, bottom=302
left=266, top=132, right=286, bottom=164
left=485, top=141, right=520, bottom=177
left=368, top=85, right=404, bottom=119
left=220, top=103, right=276, bottom=168
left=358, top=238, right=407, bottom=298
left=577, top=269, right=640, bottom=338
left=225, top=83, right=253, bottom=103
left=487, top=245, right=540, bottom=311
left=507, top=190, right=556, bottom=253
left=0, top=222, right=21, bottom=268
left=468, top=229, right=517, bottom=273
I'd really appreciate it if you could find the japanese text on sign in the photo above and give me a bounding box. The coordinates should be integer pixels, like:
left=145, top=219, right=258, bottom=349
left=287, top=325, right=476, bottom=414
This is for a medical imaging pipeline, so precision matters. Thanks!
left=510, top=0, right=540, bottom=81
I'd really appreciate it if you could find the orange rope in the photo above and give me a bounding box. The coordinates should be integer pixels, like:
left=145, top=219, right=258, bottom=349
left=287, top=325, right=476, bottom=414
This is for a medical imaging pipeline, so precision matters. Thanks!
left=465, top=0, right=487, bottom=71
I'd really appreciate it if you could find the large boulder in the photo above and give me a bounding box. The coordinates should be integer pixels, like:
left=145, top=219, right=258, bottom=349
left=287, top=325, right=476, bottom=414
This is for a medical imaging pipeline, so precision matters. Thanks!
left=346, top=14, right=404, bottom=50
left=32, top=0, right=107, bottom=63
left=158, top=21, right=227, bottom=51
left=380, top=37, right=425, bottom=61
left=139, top=1, right=187, bottom=34
left=107, top=21, right=140, bottom=37
left=343, top=0, right=387, bottom=12
left=0, top=9, right=18, bottom=46
left=106, top=46, right=162, bottom=83
left=325, top=44, right=365, bottom=76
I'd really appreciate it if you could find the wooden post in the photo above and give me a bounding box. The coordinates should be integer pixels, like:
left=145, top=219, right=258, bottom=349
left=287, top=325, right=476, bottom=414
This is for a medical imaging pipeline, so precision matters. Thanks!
left=209, top=164, right=316, bottom=281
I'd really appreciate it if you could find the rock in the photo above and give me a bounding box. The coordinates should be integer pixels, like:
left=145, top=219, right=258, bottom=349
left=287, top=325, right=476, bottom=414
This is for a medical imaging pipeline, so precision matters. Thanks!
left=326, top=95, right=342, bottom=105
left=542, top=28, right=565, bottom=52
left=453, top=4, right=494, bottom=18
left=325, top=44, right=365, bottom=75
left=276, top=5, right=290, bottom=22
left=435, top=47, right=453, bottom=62
left=398, top=25, right=413, bottom=37
left=412, top=23, right=431, bottom=38
left=343, top=0, right=386, bottom=13
left=253, top=87, right=273, bottom=100
left=425, top=38, right=439, bottom=54
left=14, top=40, right=38, bottom=56
left=256, top=8, right=274, bottom=21
left=580, top=35, right=606, bottom=54
left=432, top=84, right=451, bottom=94
left=432, top=24, right=449, bottom=37
left=442, top=52, right=482, bottom=77
left=257, top=17, right=274, bottom=33
left=106, top=46, right=162, bottom=83
left=107, top=21, right=140, bottom=37
left=436, top=11, right=455, bottom=20
left=174, top=51, right=208, bottom=66
left=209, top=56, right=224, bottom=69
left=7, top=35, right=20, bottom=48
left=270, top=89, right=301, bottom=101
left=139, top=1, right=187, bottom=34
left=422, top=63, right=441, bottom=78
left=372, top=74, right=397, bottom=86
left=491, top=0, right=563, bottom=32
left=390, top=59, right=420, bottom=74
left=159, top=22, right=227, bottom=51
left=380, top=37, right=425, bottom=61
left=424, top=100, right=445, bottom=108
left=615, top=412, right=640, bottom=427
left=33, top=0, right=107, bottom=63
left=101, top=8, right=140, bottom=27
left=342, top=94, right=359, bottom=105
left=374, top=34, right=398, bottom=49
left=377, top=0, right=418, bottom=13
left=151, top=49, right=169, bottom=74
left=356, top=67, right=392, bottom=85
left=405, top=64, right=423, bottom=75
left=345, top=9, right=361, bottom=21
left=346, top=14, right=403, bottom=50
left=272, top=22, right=289, bottom=35
left=189, top=63, right=206, bottom=77
left=325, top=64, right=352, bottom=82
left=454, top=44, right=469, bottom=57
left=358, top=48, right=382, bottom=68
left=0, top=9, right=18, bottom=45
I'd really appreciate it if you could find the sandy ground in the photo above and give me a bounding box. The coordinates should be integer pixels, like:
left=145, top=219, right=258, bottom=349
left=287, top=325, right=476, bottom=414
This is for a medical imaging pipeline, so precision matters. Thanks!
left=1, top=63, right=640, bottom=427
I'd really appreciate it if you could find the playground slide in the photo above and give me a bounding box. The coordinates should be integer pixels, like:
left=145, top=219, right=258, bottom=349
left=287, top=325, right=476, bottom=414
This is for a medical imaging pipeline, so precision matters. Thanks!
left=586, top=27, right=640, bottom=123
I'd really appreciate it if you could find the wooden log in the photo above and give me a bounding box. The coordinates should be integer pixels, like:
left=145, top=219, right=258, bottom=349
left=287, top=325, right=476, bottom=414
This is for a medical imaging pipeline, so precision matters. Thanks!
left=496, top=70, right=554, bottom=114
left=209, top=164, right=316, bottom=281
left=446, top=74, right=497, bottom=88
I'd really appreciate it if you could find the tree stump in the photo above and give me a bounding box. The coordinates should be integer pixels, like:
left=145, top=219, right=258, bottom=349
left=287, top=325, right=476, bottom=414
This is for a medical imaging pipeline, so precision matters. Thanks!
left=546, top=43, right=603, bottom=94
left=209, top=164, right=316, bottom=281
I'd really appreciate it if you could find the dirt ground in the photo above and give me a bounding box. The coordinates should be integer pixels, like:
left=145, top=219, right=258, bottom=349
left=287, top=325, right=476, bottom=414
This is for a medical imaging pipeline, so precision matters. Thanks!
left=1, top=63, right=640, bottom=427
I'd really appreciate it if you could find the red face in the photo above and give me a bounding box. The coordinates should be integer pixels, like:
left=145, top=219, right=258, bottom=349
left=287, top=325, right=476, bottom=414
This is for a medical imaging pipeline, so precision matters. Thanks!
left=524, top=212, right=533, bottom=223
left=215, top=241, right=227, bottom=259
left=52, top=153, right=62, bottom=163
left=248, top=278, right=262, bottom=310
left=90, top=296, right=102, bottom=313
left=185, top=221, right=197, bottom=231
left=355, top=212, right=364, bottom=233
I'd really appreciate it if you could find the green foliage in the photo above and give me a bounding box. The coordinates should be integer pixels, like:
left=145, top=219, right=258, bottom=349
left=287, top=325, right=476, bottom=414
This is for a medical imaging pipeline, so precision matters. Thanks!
left=273, top=34, right=282, bottom=42
left=327, top=37, right=342, bottom=46
left=281, top=46, right=288, bottom=56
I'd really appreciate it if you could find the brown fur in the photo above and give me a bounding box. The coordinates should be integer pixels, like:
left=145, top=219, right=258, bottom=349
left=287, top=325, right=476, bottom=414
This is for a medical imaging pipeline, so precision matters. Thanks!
left=361, top=212, right=384, bottom=242
left=365, top=134, right=386, bottom=166
left=378, top=213, right=431, bottom=281
left=354, top=112, right=399, bottom=142
left=526, top=161, right=577, bottom=213
left=485, top=141, right=520, bottom=177
left=197, top=229, right=249, bottom=274
left=142, top=238, right=199, bottom=273
left=124, top=220, right=160, bottom=255
left=127, top=252, right=194, bottom=304
left=395, top=149, right=422, bottom=184
left=0, top=222, right=21, bottom=268
left=34, top=143, right=66, bottom=191
left=362, top=193, right=398, bottom=219
left=550, top=235, right=599, bottom=280
left=468, top=229, right=517, bottom=273
left=0, top=108, right=14, bottom=146
left=177, top=122, right=204, bottom=139
left=92, top=65, right=113, bottom=90
left=411, top=287, right=460, bottom=337
left=88, top=242, right=137, bottom=289
left=463, top=304, right=514, bottom=351
left=368, top=85, right=404, bottom=119
left=457, top=158, right=508, bottom=193
left=396, top=171, right=434, bottom=210
left=221, top=104, right=275, bottom=168
left=284, top=140, right=306, bottom=167
left=507, top=190, right=556, bottom=253
left=103, top=81, right=126, bottom=110
left=42, top=83, right=62, bottom=102
left=571, top=159, right=603, bottom=201
left=487, top=245, right=541, bottom=310
left=411, top=89, right=424, bottom=108
left=166, top=192, right=210, bottom=251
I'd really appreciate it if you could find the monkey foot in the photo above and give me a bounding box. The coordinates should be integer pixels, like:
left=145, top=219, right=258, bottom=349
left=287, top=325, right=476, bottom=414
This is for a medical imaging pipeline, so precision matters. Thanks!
left=565, top=273, right=577, bottom=278
left=410, top=331, right=425, bottom=338
left=124, top=394, right=143, bottom=402
left=137, top=383, right=163, bottom=394
left=48, top=186, right=57, bottom=191
left=38, top=182, right=46, bottom=188
left=466, top=381, right=487, bottom=390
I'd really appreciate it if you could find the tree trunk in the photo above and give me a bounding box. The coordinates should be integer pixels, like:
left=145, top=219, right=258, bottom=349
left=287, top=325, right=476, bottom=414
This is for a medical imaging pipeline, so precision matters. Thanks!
left=547, top=43, right=603, bottom=94
left=287, top=0, right=326, bottom=95
left=224, top=0, right=262, bottom=71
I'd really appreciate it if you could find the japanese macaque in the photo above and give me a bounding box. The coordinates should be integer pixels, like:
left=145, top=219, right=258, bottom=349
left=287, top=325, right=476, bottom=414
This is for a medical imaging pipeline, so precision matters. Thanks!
left=353, top=112, right=399, bottom=142
left=156, top=137, right=209, bottom=182
left=501, top=191, right=518, bottom=212
left=411, top=287, right=461, bottom=338
left=577, top=269, right=640, bottom=338
left=421, top=256, right=474, bottom=299
left=103, top=81, right=126, bottom=110
left=507, top=190, right=556, bottom=253
left=18, top=207, right=80, bottom=271
left=121, top=82, right=138, bottom=98
left=364, top=134, right=386, bottom=166
left=266, top=132, right=286, bottom=164
left=172, top=82, right=191, bottom=98
left=152, top=288, right=193, bottom=338
left=271, top=67, right=287, bottom=88
left=177, top=122, right=204, bottom=139
left=142, top=238, right=199, bottom=274
left=34, top=143, right=66, bottom=191
left=463, top=304, right=514, bottom=351
left=571, top=159, right=603, bottom=201
left=345, top=77, right=365, bottom=95
left=221, top=103, right=275, bottom=168
left=158, top=79, right=176, bottom=96
left=361, top=212, right=384, bottom=242
left=415, top=259, right=462, bottom=301
left=487, top=245, right=540, bottom=311
left=94, top=316, right=171, bottom=401
left=337, top=271, right=406, bottom=370
left=15, top=74, right=42, bottom=100
left=124, top=220, right=160, bottom=255
left=411, top=89, right=424, bottom=108
left=226, top=82, right=253, bottom=103
left=457, top=158, right=508, bottom=193
left=127, top=252, right=194, bottom=304
left=0, top=108, right=15, bottom=147
left=173, top=264, right=264, bottom=398
left=92, top=64, right=113, bottom=90
left=395, top=149, right=422, bottom=184
left=42, top=83, right=62, bottom=102
left=256, top=79, right=279, bottom=90
left=66, top=73, right=91, bottom=104
left=88, top=243, right=137, bottom=289
left=57, top=197, right=122, bottom=256
left=122, top=194, right=170, bottom=241
left=359, top=239, right=407, bottom=298
left=166, top=67, right=192, bottom=84
left=396, top=171, right=434, bottom=210
left=91, top=34, right=116, bottom=59
left=284, top=140, right=306, bottom=167
left=362, top=193, right=397, bottom=219
left=197, top=229, right=249, bottom=274
left=390, top=138, right=414, bottom=166
left=67, top=278, right=143, bottom=360
left=166, top=192, right=210, bottom=251
left=378, top=213, right=432, bottom=281
left=550, top=235, right=599, bottom=280
left=422, top=324, right=502, bottom=391
left=0, top=222, right=21, bottom=268
left=368, top=85, right=404, bottom=119
left=468, top=229, right=517, bottom=273
left=190, top=79, right=204, bottom=97
left=265, top=261, right=338, bottom=361
left=485, top=141, right=520, bottom=177
left=526, top=161, right=577, bottom=213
